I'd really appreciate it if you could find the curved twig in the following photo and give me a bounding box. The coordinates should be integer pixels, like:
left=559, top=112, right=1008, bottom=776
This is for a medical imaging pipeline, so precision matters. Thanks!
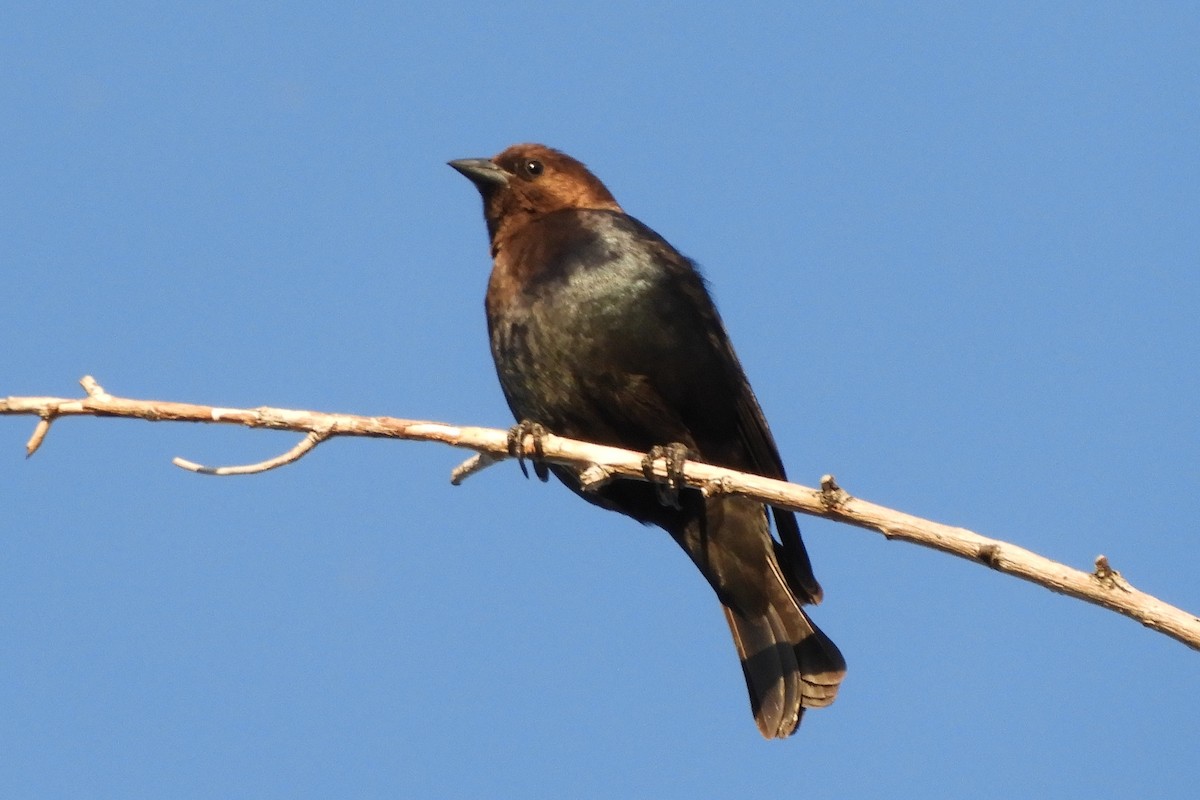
left=449, top=452, right=502, bottom=485
left=173, top=429, right=331, bottom=475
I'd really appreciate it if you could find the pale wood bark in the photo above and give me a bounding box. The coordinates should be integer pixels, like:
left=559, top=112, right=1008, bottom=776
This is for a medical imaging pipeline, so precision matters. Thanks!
left=4, top=376, right=1198, bottom=651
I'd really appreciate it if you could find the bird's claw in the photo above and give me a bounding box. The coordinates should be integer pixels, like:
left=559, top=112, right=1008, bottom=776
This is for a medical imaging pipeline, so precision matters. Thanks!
left=507, top=420, right=550, bottom=482
left=642, top=442, right=691, bottom=510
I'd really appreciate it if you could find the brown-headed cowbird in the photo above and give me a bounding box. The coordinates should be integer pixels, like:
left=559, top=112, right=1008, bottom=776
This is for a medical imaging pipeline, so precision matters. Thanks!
left=450, top=144, right=845, bottom=738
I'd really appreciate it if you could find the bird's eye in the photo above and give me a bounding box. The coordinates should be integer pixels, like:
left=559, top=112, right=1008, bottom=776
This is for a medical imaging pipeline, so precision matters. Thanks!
left=522, top=159, right=544, bottom=178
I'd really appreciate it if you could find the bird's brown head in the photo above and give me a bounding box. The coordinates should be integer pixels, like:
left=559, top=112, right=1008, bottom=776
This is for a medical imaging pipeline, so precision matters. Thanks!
left=449, top=144, right=622, bottom=244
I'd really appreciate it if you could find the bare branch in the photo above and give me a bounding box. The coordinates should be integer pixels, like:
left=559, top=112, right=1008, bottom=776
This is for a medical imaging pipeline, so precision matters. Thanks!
left=173, top=429, right=331, bottom=475
left=578, top=463, right=615, bottom=491
left=80, top=375, right=111, bottom=399
left=3, top=377, right=1198, bottom=652
left=25, top=414, right=54, bottom=457
left=450, top=452, right=503, bottom=485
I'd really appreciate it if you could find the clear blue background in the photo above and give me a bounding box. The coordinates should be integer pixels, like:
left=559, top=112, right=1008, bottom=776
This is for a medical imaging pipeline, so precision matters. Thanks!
left=3, top=3, right=1197, bottom=797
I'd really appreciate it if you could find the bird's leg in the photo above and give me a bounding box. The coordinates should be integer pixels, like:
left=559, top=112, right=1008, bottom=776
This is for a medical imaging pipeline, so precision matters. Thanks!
left=642, top=442, right=691, bottom=510
left=507, top=420, right=551, bottom=482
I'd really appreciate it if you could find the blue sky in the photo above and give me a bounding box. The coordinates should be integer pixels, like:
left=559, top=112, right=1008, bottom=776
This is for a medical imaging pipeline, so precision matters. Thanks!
left=3, top=3, right=1197, bottom=797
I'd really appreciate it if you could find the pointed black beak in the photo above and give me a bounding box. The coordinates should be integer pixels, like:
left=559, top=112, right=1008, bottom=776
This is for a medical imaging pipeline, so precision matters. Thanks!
left=448, top=158, right=511, bottom=189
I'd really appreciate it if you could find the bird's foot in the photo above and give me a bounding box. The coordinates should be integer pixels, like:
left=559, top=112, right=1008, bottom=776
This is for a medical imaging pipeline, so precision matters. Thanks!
left=642, top=442, right=691, bottom=510
left=507, top=420, right=550, bottom=482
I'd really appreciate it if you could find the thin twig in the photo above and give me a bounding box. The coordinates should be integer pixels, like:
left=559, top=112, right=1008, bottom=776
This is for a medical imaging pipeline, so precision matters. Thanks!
left=173, top=429, right=331, bottom=475
left=25, top=414, right=54, bottom=457
left=80, top=375, right=110, bottom=399
left=3, top=376, right=1198, bottom=651
left=450, top=452, right=502, bottom=485
left=578, top=463, right=615, bottom=490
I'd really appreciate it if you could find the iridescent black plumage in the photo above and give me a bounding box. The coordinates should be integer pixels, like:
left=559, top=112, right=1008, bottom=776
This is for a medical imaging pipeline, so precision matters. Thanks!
left=451, top=144, right=845, bottom=737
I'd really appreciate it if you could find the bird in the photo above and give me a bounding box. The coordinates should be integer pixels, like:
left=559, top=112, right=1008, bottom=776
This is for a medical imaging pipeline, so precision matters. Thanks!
left=449, top=143, right=845, bottom=738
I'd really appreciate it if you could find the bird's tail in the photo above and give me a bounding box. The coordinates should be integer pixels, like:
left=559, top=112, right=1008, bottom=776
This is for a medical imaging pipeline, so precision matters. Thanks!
left=722, top=585, right=845, bottom=738
left=676, top=494, right=845, bottom=738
